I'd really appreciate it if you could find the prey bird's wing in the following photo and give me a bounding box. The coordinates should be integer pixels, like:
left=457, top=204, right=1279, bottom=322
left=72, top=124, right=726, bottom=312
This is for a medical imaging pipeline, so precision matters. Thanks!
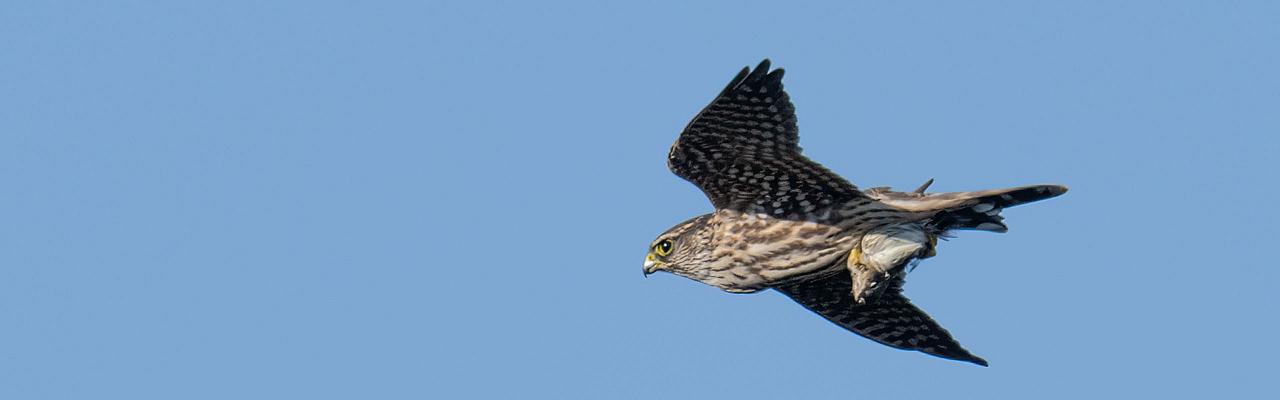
left=775, top=272, right=989, bottom=366
left=668, top=59, right=865, bottom=215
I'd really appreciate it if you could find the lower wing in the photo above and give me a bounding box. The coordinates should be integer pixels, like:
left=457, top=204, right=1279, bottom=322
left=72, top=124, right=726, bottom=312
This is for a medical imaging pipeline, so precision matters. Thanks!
left=775, top=272, right=988, bottom=366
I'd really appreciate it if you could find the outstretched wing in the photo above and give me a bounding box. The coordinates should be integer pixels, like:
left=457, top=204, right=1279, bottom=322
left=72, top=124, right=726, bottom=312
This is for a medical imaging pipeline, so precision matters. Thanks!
left=774, top=272, right=989, bottom=366
left=668, top=59, right=865, bottom=216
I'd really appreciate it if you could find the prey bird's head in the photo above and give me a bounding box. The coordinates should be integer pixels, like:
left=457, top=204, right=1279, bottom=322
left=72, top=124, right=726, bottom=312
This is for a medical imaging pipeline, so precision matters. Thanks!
left=644, top=214, right=715, bottom=278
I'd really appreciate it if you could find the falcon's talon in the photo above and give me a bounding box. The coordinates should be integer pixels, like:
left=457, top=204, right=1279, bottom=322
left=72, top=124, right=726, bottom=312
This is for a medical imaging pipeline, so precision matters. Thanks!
left=645, top=59, right=1068, bottom=367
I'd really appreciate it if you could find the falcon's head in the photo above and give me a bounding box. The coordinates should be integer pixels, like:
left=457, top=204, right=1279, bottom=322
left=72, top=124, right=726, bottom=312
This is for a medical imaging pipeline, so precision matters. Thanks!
left=643, top=214, right=715, bottom=279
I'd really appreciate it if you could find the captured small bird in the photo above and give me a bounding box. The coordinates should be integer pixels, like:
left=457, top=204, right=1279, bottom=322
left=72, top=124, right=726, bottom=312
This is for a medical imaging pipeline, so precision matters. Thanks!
left=643, top=59, right=1067, bottom=366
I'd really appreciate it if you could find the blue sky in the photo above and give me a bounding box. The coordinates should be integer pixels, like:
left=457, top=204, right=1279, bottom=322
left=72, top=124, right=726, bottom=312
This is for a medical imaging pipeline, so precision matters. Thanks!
left=2, top=1, right=1277, bottom=398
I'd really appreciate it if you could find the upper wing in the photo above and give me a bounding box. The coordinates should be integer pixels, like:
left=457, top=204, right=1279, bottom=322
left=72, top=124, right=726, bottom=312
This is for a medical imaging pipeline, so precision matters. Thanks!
left=668, top=59, right=865, bottom=216
left=774, top=272, right=989, bottom=366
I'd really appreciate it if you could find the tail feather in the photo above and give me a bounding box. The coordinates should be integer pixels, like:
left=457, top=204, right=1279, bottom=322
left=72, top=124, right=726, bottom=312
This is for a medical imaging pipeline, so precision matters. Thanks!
left=866, top=183, right=1067, bottom=232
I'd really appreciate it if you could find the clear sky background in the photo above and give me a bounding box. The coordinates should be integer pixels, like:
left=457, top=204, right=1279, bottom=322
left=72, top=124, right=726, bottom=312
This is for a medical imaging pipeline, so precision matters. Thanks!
left=2, top=1, right=1277, bottom=399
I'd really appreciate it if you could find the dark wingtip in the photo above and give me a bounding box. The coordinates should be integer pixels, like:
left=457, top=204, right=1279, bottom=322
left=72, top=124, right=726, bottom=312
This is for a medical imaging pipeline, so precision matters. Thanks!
left=766, top=67, right=785, bottom=83
left=756, top=59, right=785, bottom=83
left=719, top=66, right=752, bottom=97
left=720, top=59, right=784, bottom=96
left=935, top=346, right=988, bottom=366
left=938, top=349, right=988, bottom=366
left=969, top=355, right=990, bottom=367
left=756, top=58, right=771, bottom=72
left=745, top=59, right=772, bottom=83
left=752, top=59, right=786, bottom=93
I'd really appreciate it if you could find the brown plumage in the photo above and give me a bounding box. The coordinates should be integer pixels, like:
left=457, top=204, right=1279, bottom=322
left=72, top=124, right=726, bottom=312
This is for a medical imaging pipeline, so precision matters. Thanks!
left=643, top=59, right=1066, bottom=366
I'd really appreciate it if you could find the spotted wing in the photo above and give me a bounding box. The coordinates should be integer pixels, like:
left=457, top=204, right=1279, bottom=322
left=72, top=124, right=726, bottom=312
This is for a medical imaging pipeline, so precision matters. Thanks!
left=775, top=272, right=989, bottom=366
left=668, top=59, right=865, bottom=216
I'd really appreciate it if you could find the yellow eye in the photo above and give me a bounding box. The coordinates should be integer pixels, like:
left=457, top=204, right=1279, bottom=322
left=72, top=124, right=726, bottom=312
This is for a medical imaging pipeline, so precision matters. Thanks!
left=653, top=239, right=673, bottom=257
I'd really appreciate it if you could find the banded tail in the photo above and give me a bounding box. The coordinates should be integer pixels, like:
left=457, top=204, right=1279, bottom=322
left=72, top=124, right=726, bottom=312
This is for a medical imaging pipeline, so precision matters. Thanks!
left=866, top=182, right=1068, bottom=232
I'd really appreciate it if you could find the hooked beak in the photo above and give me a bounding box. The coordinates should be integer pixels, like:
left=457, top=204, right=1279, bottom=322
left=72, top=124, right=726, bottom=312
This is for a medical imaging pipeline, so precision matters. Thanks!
left=643, top=254, right=660, bottom=277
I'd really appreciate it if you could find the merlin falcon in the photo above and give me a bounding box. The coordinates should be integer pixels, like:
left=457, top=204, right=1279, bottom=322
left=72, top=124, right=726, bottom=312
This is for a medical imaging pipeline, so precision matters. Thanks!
left=643, top=59, right=1066, bottom=366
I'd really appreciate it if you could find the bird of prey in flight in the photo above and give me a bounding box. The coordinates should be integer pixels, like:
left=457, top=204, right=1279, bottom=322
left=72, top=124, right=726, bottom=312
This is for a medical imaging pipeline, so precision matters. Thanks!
left=643, top=59, right=1066, bottom=366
